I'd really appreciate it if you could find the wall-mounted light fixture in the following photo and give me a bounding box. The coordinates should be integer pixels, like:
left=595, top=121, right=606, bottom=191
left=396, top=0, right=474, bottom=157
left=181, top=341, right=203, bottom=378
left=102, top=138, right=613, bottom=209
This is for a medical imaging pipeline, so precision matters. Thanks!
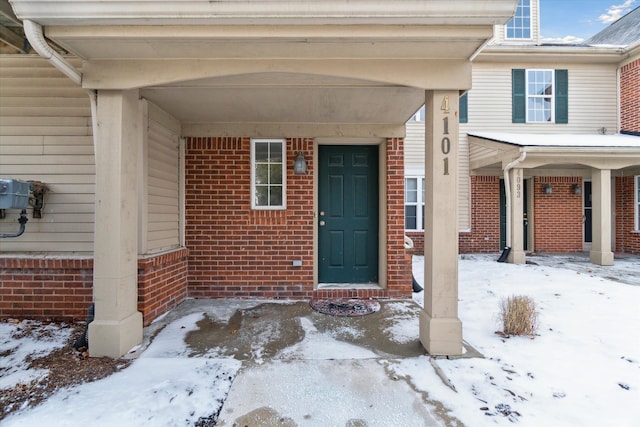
left=542, top=183, right=553, bottom=194
left=572, top=184, right=582, bottom=195
left=294, top=152, right=307, bottom=175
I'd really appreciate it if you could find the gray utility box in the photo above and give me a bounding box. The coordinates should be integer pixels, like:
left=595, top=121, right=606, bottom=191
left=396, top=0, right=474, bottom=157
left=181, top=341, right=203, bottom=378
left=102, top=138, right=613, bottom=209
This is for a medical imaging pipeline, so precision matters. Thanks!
left=0, top=179, right=31, bottom=209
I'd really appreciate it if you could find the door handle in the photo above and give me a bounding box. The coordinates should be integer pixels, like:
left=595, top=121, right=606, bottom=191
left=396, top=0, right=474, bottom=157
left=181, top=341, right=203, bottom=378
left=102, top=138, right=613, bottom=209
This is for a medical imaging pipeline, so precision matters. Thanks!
left=319, top=221, right=326, bottom=226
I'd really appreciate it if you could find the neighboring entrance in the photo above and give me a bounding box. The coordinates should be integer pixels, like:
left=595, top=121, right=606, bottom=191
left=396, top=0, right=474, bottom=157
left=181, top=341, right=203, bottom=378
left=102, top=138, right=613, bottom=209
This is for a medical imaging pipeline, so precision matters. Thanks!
left=318, top=145, right=379, bottom=283
left=584, top=180, right=592, bottom=246
left=500, top=179, right=529, bottom=250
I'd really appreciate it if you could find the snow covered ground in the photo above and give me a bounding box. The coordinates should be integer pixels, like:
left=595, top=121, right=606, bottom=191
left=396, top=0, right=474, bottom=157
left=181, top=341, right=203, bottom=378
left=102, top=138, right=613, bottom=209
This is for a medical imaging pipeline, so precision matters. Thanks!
left=1, top=254, right=639, bottom=426
left=407, top=254, right=640, bottom=426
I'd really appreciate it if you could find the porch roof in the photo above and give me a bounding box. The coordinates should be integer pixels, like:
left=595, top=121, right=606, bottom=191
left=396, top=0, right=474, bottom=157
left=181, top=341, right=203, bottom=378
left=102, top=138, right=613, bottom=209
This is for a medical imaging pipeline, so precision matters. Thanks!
left=469, top=132, right=640, bottom=174
left=7, top=0, right=519, bottom=137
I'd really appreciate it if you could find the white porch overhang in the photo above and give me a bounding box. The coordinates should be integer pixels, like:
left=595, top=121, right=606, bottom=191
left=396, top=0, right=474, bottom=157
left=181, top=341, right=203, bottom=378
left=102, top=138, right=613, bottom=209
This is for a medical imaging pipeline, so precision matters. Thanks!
left=469, top=132, right=640, bottom=175
left=468, top=131, right=640, bottom=267
left=9, top=0, right=518, bottom=137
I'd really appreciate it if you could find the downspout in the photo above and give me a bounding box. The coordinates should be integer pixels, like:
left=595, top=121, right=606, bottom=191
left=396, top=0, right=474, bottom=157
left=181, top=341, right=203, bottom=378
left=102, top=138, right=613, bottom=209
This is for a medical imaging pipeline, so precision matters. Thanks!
left=23, top=20, right=98, bottom=152
left=23, top=20, right=81, bottom=85
left=503, top=152, right=527, bottom=249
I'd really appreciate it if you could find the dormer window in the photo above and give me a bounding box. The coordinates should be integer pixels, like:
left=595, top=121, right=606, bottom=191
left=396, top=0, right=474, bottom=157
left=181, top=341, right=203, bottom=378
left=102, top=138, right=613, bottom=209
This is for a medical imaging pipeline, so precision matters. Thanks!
left=505, top=0, right=531, bottom=40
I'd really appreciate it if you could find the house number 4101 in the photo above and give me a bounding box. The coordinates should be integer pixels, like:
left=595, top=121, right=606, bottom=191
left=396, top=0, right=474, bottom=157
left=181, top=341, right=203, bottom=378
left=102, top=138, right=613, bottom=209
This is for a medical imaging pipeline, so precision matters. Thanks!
left=441, top=96, right=451, bottom=176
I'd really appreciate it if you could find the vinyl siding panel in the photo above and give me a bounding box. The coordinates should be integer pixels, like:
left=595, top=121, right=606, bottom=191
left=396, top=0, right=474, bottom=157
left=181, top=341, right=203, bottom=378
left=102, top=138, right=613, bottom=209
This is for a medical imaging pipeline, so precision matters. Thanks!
left=145, top=101, right=181, bottom=253
left=0, top=55, right=94, bottom=253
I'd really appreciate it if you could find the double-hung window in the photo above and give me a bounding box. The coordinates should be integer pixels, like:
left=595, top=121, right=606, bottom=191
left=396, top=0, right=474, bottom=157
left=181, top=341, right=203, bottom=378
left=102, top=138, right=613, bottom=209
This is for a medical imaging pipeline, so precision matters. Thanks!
left=405, top=177, right=425, bottom=231
left=512, top=69, right=568, bottom=124
left=636, top=176, right=640, bottom=231
left=251, top=138, right=286, bottom=209
left=505, top=0, right=531, bottom=40
left=527, top=69, right=554, bottom=122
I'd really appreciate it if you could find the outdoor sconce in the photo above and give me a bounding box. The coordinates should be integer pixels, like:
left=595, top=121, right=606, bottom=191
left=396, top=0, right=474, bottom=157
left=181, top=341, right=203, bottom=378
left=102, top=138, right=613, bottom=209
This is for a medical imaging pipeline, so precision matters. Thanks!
left=542, top=183, right=553, bottom=194
left=572, top=184, right=582, bottom=195
left=294, top=152, right=307, bottom=175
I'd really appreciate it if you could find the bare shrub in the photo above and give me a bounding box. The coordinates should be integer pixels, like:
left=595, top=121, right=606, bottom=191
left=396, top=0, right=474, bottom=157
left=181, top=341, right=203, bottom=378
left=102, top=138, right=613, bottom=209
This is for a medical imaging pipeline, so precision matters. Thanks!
left=499, top=295, right=538, bottom=336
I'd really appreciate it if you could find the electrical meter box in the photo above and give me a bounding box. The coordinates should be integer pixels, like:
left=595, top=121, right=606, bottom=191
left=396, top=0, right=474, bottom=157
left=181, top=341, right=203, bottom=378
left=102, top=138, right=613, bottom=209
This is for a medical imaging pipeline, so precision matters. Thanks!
left=0, top=179, right=31, bottom=209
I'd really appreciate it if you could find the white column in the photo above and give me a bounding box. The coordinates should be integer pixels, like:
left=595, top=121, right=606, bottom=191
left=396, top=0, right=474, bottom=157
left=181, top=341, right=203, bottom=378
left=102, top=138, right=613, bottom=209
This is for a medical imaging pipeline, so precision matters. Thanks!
left=419, top=90, right=463, bottom=356
left=88, top=89, right=143, bottom=357
left=508, top=168, right=526, bottom=264
left=590, top=168, right=614, bottom=266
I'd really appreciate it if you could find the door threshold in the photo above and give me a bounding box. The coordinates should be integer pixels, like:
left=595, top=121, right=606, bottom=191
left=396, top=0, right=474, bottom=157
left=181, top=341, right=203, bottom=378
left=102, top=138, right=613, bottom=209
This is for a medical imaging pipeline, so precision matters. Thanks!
left=317, top=283, right=383, bottom=290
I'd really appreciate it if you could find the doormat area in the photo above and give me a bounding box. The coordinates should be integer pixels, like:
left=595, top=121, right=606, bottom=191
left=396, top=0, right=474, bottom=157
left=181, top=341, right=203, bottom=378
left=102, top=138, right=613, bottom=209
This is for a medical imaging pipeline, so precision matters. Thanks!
left=310, top=299, right=381, bottom=317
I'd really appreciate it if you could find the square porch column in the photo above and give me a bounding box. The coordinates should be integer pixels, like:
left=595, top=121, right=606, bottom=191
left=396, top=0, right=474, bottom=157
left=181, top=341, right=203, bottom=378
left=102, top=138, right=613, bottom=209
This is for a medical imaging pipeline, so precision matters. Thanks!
left=507, top=167, right=526, bottom=264
left=88, top=89, right=143, bottom=357
left=419, top=90, right=463, bottom=356
left=589, top=168, right=614, bottom=266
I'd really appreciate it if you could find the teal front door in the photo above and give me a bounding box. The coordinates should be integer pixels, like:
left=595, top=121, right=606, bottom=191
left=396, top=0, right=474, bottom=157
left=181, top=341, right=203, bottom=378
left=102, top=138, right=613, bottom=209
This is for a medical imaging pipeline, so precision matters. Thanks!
left=318, top=145, right=379, bottom=283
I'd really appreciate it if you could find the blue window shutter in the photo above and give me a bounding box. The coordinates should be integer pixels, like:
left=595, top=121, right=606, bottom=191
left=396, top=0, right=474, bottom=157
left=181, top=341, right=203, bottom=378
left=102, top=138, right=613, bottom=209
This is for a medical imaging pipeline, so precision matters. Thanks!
left=512, top=69, right=526, bottom=123
left=555, top=69, right=568, bottom=124
left=459, top=93, right=468, bottom=123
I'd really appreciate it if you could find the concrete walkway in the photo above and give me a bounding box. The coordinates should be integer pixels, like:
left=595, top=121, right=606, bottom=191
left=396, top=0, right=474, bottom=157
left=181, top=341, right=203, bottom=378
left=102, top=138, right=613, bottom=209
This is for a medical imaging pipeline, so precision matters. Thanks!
left=139, top=299, right=466, bottom=427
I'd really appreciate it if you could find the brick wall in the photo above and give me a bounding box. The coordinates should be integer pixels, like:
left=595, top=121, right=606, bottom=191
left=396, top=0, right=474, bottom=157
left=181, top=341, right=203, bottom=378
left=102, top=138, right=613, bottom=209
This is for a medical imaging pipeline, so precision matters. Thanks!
left=405, top=231, right=424, bottom=255
left=1, top=250, right=190, bottom=324
left=184, top=136, right=411, bottom=299
left=137, top=248, right=189, bottom=326
left=185, top=137, right=315, bottom=298
left=385, top=137, right=413, bottom=298
left=0, top=257, right=93, bottom=321
left=459, top=176, right=502, bottom=253
left=615, top=176, right=640, bottom=254
left=620, top=58, right=640, bottom=133
left=533, top=177, right=583, bottom=252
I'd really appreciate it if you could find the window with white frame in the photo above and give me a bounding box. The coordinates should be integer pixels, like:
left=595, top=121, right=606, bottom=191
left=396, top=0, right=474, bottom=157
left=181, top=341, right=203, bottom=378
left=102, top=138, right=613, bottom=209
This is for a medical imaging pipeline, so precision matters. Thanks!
left=636, top=176, right=640, bottom=231
left=408, top=105, right=425, bottom=122
left=505, top=0, right=531, bottom=39
left=405, top=177, right=425, bottom=230
left=251, top=138, right=286, bottom=209
left=527, top=69, right=554, bottom=122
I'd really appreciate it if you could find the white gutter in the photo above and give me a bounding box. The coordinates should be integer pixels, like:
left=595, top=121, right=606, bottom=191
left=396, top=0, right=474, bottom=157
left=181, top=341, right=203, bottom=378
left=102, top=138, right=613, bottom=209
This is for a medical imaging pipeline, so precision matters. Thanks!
left=23, top=20, right=81, bottom=85
left=503, top=152, right=526, bottom=248
left=23, top=19, right=98, bottom=152
left=469, top=35, right=494, bottom=62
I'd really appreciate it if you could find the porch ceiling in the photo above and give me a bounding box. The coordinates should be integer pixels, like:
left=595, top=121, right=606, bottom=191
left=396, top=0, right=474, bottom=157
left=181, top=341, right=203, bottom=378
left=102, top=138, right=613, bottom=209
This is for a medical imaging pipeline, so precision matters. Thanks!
left=469, top=132, right=640, bottom=174
left=140, top=73, right=424, bottom=127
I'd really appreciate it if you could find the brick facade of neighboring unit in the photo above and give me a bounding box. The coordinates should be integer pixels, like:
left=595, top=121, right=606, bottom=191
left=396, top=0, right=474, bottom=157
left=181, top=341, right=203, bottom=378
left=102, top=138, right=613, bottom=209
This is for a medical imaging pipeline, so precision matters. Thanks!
left=459, top=176, right=502, bottom=253
left=615, top=176, right=640, bottom=254
left=184, top=136, right=412, bottom=300
left=532, top=177, right=584, bottom=253
left=620, top=58, right=640, bottom=133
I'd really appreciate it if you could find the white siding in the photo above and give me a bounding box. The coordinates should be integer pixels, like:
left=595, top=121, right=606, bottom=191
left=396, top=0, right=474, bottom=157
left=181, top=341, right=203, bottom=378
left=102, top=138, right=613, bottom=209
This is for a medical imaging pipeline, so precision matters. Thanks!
left=404, top=121, right=425, bottom=174
left=0, top=55, right=94, bottom=253
left=144, top=101, right=181, bottom=253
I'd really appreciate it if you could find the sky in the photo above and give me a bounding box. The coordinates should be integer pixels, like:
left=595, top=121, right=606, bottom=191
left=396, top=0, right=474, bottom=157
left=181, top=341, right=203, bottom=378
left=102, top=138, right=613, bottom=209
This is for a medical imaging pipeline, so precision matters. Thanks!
left=2, top=254, right=639, bottom=426
left=540, top=0, right=638, bottom=43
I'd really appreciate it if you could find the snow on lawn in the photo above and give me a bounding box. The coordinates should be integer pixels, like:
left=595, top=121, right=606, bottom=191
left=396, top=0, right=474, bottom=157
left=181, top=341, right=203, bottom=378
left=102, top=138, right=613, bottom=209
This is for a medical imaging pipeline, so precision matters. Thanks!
left=0, top=321, right=72, bottom=390
left=405, top=254, right=640, bottom=426
left=2, top=312, right=240, bottom=427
